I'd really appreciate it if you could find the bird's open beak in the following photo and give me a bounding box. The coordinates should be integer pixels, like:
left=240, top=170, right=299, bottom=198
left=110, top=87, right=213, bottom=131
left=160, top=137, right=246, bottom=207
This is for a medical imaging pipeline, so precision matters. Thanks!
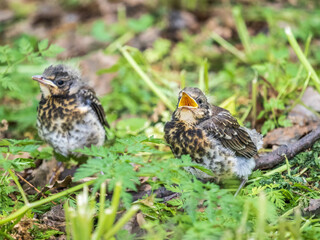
left=178, top=92, right=198, bottom=108
left=32, top=75, right=58, bottom=88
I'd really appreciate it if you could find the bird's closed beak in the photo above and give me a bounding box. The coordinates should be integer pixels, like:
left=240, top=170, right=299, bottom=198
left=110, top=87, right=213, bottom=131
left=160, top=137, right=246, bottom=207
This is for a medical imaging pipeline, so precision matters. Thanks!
left=32, top=75, right=58, bottom=88
left=178, top=92, right=198, bottom=108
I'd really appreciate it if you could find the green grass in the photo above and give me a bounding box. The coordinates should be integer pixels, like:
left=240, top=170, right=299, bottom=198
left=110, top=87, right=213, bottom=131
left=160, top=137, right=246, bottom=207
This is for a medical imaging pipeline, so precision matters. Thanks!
left=1, top=1, right=320, bottom=239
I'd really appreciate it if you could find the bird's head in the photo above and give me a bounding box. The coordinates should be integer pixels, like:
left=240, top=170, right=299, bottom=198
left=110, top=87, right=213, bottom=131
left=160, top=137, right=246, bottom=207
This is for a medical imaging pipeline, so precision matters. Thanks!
left=32, top=64, right=82, bottom=98
left=173, top=87, right=212, bottom=124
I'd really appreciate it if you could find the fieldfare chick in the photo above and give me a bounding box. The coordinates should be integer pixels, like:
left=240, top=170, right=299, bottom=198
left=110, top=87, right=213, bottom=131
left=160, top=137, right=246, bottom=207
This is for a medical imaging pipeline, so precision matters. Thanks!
left=164, top=87, right=262, bottom=194
left=33, top=64, right=109, bottom=160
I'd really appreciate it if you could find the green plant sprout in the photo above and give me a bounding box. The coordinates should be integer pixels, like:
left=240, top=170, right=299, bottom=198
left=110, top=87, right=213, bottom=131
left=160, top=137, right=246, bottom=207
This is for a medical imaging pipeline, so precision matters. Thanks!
left=285, top=27, right=320, bottom=92
left=232, top=6, right=252, bottom=57
left=65, top=182, right=139, bottom=240
left=119, top=45, right=175, bottom=111
left=0, top=179, right=95, bottom=226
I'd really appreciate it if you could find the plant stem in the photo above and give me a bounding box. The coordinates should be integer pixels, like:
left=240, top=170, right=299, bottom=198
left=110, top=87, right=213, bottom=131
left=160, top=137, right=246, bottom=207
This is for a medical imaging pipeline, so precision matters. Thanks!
left=291, top=34, right=312, bottom=89
left=8, top=169, right=29, bottom=205
left=284, top=155, right=291, bottom=176
left=211, top=32, right=247, bottom=62
left=288, top=73, right=311, bottom=112
left=281, top=205, right=301, bottom=218
left=300, top=219, right=311, bottom=231
left=236, top=201, right=249, bottom=240
left=240, top=105, right=252, bottom=123
left=0, top=180, right=95, bottom=225
left=0, top=230, right=14, bottom=240
left=105, top=32, right=134, bottom=54
left=204, top=59, right=209, bottom=94
left=198, top=60, right=209, bottom=93
left=256, top=192, right=266, bottom=240
left=252, top=73, right=258, bottom=127
left=285, top=27, right=320, bottom=92
left=92, top=181, right=108, bottom=240
left=293, top=209, right=302, bottom=239
left=119, top=46, right=175, bottom=111
left=232, top=6, right=252, bottom=57
left=249, top=164, right=289, bottom=183
left=105, top=182, right=122, bottom=232
left=117, top=4, right=127, bottom=24
left=294, top=167, right=308, bottom=177
left=180, top=70, right=186, bottom=89
left=64, top=203, right=72, bottom=240
left=6, top=215, right=23, bottom=233
left=104, top=205, right=139, bottom=239
left=199, top=62, right=205, bottom=92
left=264, top=163, right=289, bottom=176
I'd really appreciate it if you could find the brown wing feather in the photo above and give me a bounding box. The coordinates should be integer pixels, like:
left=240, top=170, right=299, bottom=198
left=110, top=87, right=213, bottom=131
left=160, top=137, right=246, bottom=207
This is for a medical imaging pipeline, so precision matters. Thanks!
left=80, top=88, right=110, bottom=128
left=200, top=107, right=257, bottom=158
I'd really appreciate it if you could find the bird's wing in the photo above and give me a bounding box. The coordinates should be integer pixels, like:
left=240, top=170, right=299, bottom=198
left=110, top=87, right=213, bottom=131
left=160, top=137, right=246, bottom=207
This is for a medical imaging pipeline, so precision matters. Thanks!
left=80, top=88, right=110, bottom=128
left=199, top=109, right=257, bottom=158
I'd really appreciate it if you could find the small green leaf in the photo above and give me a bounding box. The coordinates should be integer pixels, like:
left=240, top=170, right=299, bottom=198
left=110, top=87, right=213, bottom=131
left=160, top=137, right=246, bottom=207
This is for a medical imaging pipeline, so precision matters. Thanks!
left=278, top=115, right=292, bottom=127
left=0, top=139, right=11, bottom=146
left=261, top=119, right=276, bottom=135
left=91, top=20, right=113, bottom=42
left=18, top=38, right=33, bottom=55
left=0, top=77, right=18, bottom=91
left=38, top=39, right=49, bottom=51
left=128, top=14, right=154, bottom=33
left=41, top=44, right=64, bottom=57
left=97, top=63, right=120, bottom=74
left=192, top=164, right=215, bottom=176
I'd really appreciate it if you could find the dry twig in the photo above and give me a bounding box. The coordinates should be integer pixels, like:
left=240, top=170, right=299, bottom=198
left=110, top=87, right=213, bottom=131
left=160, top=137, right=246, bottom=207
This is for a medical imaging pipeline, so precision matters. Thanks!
left=256, top=126, right=320, bottom=169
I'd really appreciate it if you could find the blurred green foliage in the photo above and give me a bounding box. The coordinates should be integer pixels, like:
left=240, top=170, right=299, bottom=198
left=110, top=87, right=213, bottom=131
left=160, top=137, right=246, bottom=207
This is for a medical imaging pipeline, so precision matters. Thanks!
left=1, top=1, right=320, bottom=239
left=0, top=37, right=63, bottom=135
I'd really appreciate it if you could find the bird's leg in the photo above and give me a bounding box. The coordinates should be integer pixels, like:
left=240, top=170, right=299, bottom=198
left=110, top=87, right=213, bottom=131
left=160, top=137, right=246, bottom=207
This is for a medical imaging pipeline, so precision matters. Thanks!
left=234, top=178, right=247, bottom=197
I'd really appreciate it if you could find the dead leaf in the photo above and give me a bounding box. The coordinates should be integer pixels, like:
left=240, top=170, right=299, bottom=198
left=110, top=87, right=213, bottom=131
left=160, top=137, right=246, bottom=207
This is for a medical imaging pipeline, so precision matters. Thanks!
left=288, top=105, right=319, bottom=125
left=0, top=119, right=8, bottom=133
left=0, top=9, right=14, bottom=23
left=55, top=32, right=104, bottom=59
left=301, top=87, right=320, bottom=111
left=139, top=176, right=150, bottom=184
left=12, top=217, right=35, bottom=240
left=122, top=212, right=146, bottom=236
left=136, top=212, right=147, bottom=227
left=205, top=17, right=232, bottom=39
left=36, top=175, right=72, bottom=199
left=249, top=76, right=279, bottom=128
left=79, top=52, right=118, bottom=96
left=138, top=194, right=155, bottom=207
left=263, top=123, right=319, bottom=147
left=23, top=159, right=59, bottom=194
left=138, top=183, right=152, bottom=193
left=289, top=87, right=320, bottom=125
left=304, top=199, right=320, bottom=216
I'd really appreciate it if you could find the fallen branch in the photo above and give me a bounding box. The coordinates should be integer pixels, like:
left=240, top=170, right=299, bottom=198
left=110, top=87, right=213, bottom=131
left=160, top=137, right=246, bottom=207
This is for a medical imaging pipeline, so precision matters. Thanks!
left=255, top=126, right=320, bottom=169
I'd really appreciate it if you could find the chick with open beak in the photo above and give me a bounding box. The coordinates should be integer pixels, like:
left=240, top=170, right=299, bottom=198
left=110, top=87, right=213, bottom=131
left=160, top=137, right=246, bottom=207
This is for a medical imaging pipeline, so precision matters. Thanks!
left=178, top=92, right=198, bottom=108
left=164, top=87, right=263, bottom=195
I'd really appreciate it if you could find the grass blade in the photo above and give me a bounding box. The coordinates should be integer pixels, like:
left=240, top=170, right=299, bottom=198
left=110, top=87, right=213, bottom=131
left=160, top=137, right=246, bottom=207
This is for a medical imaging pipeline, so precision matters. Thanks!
left=285, top=27, right=320, bottom=92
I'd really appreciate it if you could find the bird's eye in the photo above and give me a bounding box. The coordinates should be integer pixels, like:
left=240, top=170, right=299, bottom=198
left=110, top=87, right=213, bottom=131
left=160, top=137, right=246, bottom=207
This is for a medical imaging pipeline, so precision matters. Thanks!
left=198, top=99, right=203, bottom=104
left=57, top=80, right=64, bottom=86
